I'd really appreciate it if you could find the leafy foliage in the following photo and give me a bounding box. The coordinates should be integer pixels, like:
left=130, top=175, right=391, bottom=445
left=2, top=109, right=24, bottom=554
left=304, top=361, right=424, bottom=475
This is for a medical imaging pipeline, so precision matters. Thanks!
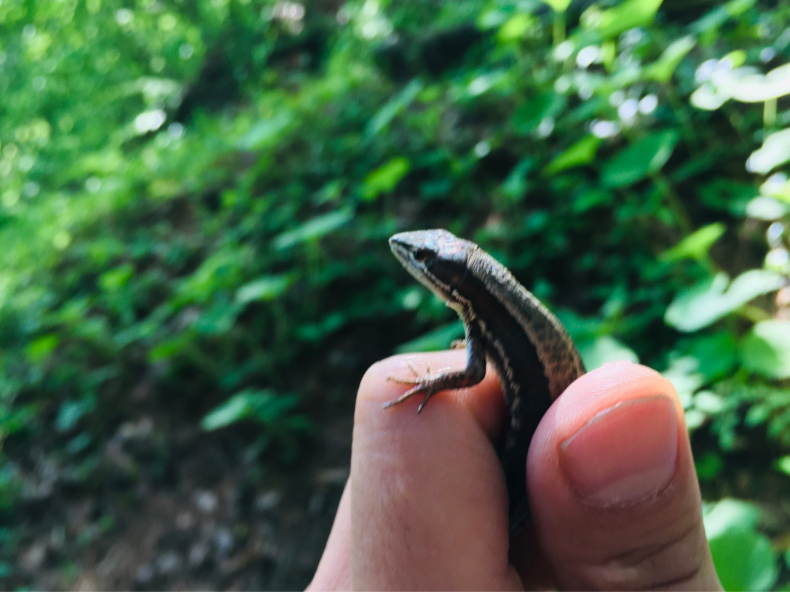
left=1, top=0, right=790, bottom=587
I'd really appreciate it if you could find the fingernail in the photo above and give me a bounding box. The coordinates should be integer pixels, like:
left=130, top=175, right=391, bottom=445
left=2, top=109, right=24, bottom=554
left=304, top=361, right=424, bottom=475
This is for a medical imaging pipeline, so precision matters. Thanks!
left=560, top=395, right=678, bottom=506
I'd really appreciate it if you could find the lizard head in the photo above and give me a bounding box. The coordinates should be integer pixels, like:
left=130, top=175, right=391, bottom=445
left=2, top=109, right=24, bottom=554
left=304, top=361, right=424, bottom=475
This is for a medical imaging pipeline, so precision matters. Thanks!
left=389, top=229, right=476, bottom=306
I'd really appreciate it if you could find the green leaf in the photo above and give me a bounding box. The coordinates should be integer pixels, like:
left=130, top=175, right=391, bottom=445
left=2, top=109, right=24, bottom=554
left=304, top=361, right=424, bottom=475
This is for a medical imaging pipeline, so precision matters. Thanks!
left=691, top=82, right=732, bottom=111
left=746, top=128, right=790, bottom=174
left=775, top=455, right=790, bottom=476
left=704, top=500, right=778, bottom=591
left=56, top=398, right=95, bottom=432
left=500, top=159, right=534, bottom=201
left=273, top=209, right=354, bottom=250
left=741, top=320, right=790, bottom=379
left=466, top=71, right=507, bottom=96
left=601, top=131, right=678, bottom=188
left=583, top=0, right=664, bottom=38
left=236, top=275, right=292, bottom=305
left=695, top=451, right=724, bottom=481
left=542, top=0, right=571, bottom=12
left=237, top=112, right=293, bottom=150
left=645, top=36, right=696, bottom=83
left=690, top=0, right=755, bottom=35
left=746, top=196, right=790, bottom=221
left=760, top=175, right=790, bottom=203
left=361, top=157, right=410, bottom=201
left=202, top=391, right=258, bottom=430
left=665, top=270, right=785, bottom=332
left=499, top=13, right=538, bottom=41
left=704, top=498, right=760, bottom=538
left=662, top=356, right=705, bottom=405
left=712, top=531, right=778, bottom=591
left=544, top=135, right=601, bottom=175
left=394, top=322, right=465, bottom=354
left=732, top=64, right=790, bottom=103
left=511, top=93, right=566, bottom=136
left=98, top=264, right=135, bottom=292
left=683, top=332, right=738, bottom=382
left=149, top=333, right=192, bottom=362
left=201, top=389, right=303, bottom=431
left=364, top=79, right=423, bottom=141
left=26, top=334, right=60, bottom=363
left=579, top=335, right=639, bottom=370
left=659, top=223, right=726, bottom=263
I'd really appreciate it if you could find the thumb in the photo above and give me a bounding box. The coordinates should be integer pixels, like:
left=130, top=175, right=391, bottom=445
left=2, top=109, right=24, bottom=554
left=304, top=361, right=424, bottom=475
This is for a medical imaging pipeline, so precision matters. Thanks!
left=526, top=362, right=721, bottom=590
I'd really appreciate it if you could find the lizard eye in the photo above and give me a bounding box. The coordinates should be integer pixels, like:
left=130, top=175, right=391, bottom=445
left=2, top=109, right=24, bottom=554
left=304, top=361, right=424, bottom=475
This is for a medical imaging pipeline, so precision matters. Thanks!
left=412, top=249, right=431, bottom=264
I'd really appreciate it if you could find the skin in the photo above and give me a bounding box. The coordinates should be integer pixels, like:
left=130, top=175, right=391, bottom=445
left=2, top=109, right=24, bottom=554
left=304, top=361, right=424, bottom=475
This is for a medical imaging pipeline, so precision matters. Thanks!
left=308, top=354, right=722, bottom=591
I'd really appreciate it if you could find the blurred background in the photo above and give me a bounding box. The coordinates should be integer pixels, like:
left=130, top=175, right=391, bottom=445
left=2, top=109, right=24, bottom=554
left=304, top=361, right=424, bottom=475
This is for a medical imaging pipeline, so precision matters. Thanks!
left=1, top=0, right=790, bottom=589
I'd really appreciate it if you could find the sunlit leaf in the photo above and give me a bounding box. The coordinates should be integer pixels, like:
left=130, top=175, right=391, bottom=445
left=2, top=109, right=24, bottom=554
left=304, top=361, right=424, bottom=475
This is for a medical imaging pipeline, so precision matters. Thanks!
left=273, top=209, right=354, bottom=250
left=541, top=0, right=571, bottom=12
left=26, top=334, right=59, bottom=363
left=466, top=71, right=507, bottom=96
left=691, top=83, right=731, bottom=111
left=705, top=497, right=759, bottom=531
left=602, top=130, right=678, bottom=187
left=693, top=390, right=726, bottom=413
left=236, top=275, right=292, bottom=305
left=746, top=196, right=790, bottom=221
left=741, top=320, right=790, bottom=379
left=202, top=390, right=260, bottom=430
left=361, top=157, right=410, bottom=201
left=659, top=223, right=726, bottom=262
left=760, top=174, right=790, bottom=203
left=775, top=456, right=790, bottom=476
left=662, top=356, right=705, bottom=405
left=99, top=264, right=135, bottom=292
left=746, top=128, right=790, bottom=174
left=645, top=36, right=695, bottom=83
left=665, top=270, right=785, bottom=332
left=201, top=389, right=302, bottom=431
left=704, top=499, right=778, bottom=592
left=238, top=112, right=293, bottom=150
left=731, top=63, right=790, bottom=103
left=582, top=0, right=664, bottom=38
left=544, top=135, right=600, bottom=175
left=579, top=335, right=638, bottom=370
left=499, top=13, right=538, bottom=41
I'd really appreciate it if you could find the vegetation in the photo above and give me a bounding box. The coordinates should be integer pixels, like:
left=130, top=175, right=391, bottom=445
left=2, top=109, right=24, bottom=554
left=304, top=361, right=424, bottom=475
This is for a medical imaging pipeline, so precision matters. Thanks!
left=1, top=0, right=789, bottom=588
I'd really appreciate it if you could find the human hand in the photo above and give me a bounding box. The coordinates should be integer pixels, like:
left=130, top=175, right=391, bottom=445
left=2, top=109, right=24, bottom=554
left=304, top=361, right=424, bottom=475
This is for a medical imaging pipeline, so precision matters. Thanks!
left=308, top=354, right=722, bottom=590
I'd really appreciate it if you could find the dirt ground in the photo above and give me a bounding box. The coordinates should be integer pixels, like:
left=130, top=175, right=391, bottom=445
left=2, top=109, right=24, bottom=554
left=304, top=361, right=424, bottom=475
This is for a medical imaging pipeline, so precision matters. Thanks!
left=10, top=390, right=354, bottom=591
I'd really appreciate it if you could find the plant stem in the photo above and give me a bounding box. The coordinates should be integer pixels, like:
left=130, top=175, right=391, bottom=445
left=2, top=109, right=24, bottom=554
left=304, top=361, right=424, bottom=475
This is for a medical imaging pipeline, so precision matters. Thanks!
left=738, top=303, right=771, bottom=323
left=764, top=98, right=777, bottom=129
left=553, top=10, right=565, bottom=45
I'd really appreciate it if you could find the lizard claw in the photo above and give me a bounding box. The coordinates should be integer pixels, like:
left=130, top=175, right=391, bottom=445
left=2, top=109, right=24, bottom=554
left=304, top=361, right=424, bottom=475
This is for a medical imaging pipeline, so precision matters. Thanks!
left=382, top=384, right=427, bottom=409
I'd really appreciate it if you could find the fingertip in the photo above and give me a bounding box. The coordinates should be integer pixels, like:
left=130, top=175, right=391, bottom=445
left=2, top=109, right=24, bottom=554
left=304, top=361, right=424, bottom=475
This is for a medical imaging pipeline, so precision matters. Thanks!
left=356, top=352, right=505, bottom=439
left=351, top=352, right=514, bottom=589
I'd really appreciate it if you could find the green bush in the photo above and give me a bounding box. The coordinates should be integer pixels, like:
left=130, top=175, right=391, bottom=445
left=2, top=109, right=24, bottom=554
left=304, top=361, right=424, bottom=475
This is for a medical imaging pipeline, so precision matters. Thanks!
left=1, top=0, right=789, bottom=586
